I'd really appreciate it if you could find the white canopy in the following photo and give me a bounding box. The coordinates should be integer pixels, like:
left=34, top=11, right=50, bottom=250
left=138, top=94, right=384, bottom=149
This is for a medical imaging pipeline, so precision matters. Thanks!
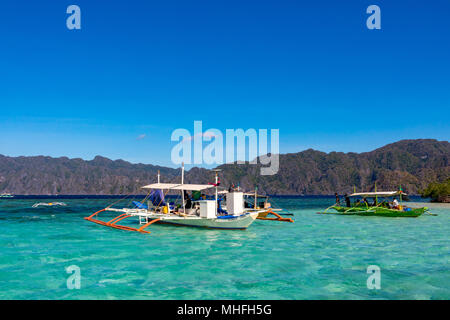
left=141, top=183, right=214, bottom=191
left=171, top=184, right=214, bottom=191
left=349, top=191, right=407, bottom=198
left=141, top=183, right=181, bottom=189
left=244, top=192, right=268, bottom=198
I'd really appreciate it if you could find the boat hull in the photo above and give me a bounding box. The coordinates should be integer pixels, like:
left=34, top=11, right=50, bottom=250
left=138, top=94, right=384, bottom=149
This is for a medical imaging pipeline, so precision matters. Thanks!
left=146, top=212, right=259, bottom=229
left=325, top=206, right=426, bottom=217
left=257, top=211, right=270, bottom=218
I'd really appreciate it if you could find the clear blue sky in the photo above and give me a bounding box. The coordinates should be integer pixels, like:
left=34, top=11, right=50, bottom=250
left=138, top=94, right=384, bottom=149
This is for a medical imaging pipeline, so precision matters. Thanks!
left=0, top=0, right=448, bottom=167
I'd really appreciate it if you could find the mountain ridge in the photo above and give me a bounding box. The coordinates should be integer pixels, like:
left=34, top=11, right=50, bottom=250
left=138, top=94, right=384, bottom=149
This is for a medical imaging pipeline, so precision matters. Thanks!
left=0, top=139, right=448, bottom=195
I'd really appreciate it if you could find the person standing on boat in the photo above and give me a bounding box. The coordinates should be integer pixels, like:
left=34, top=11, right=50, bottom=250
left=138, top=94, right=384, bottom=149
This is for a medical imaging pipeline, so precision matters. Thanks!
left=335, top=193, right=340, bottom=205
left=344, top=194, right=351, bottom=207
left=362, top=198, right=370, bottom=207
left=184, top=190, right=192, bottom=209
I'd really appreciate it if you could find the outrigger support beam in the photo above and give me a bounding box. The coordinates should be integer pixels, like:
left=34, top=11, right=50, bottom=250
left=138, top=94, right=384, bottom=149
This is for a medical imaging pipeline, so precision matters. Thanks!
left=84, top=209, right=160, bottom=234
left=137, top=218, right=161, bottom=232
left=86, top=208, right=106, bottom=219
left=107, top=213, right=128, bottom=224
left=257, top=209, right=294, bottom=223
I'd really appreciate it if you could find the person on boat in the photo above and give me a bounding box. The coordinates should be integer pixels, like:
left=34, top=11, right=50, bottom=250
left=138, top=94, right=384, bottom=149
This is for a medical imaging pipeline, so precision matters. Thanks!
left=344, top=194, right=351, bottom=207
left=392, top=197, right=399, bottom=209
left=362, top=197, right=369, bottom=206
left=192, top=190, right=202, bottom=201
left=184, top=190, right=192, bottom=209
left=372, top=198, right=378, bottom=206
left=335, top=193, right=340, bottom=205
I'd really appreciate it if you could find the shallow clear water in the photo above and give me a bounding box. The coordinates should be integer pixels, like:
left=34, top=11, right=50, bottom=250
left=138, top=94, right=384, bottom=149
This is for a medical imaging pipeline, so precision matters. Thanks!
left=0, top=197, right=448, bottom=300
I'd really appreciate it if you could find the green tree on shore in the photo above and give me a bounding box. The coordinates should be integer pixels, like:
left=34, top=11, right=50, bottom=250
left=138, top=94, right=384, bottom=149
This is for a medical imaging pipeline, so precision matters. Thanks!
left=420, top=178, right=450, bottom=202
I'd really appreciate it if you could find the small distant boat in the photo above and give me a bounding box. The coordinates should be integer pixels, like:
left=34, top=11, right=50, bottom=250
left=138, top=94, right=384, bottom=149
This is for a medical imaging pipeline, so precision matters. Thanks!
left=32, top=202, right=67, bottom=208
left=85, top=166, right=266, bottom=234
left=319, top=191, right=431, bottom=217
left=0, top=193, right=14, bottom=198
left=243, top=191, right=294, bottom=222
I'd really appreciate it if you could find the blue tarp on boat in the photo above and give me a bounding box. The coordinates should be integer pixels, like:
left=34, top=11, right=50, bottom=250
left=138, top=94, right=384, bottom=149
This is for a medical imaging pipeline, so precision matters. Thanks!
left=149, top=189, right=166, bottom=207
left=133, top=201, right=148, bottom=209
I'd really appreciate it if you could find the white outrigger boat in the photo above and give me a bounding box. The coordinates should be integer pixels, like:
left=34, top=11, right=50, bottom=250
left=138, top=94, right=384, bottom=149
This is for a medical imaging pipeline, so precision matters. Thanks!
left=217, top=189, right=294, bottom=223
left=32, top=202, right=67, bottom=208
left=0, top=193, right=14, bottom=198
left=85, top=168, right=266, bottom=234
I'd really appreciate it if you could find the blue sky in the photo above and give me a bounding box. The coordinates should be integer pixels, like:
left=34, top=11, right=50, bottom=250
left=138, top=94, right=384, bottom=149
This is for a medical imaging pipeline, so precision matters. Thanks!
left=0, top=0, right=448, bottom=167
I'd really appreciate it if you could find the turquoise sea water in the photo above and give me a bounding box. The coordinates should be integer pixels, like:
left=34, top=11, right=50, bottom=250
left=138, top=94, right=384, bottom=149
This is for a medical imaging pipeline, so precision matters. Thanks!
left=0, top=197, right=448, bottom=300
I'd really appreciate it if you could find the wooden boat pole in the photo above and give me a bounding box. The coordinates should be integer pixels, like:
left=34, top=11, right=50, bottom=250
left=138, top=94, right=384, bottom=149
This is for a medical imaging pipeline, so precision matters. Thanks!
left=213, top=169, right=221, bottom=214
left=400, top=185, right=403, bottom=208
left=375, top=182, right=378, bottom=205
left=181, top=162, right=185, bottom=214
left=215, top=170, right=218, bottom=211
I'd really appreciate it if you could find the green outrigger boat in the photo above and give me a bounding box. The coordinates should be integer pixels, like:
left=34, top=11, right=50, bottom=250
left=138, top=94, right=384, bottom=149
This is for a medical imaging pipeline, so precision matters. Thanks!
left=319, top=191, right=432, bottom=217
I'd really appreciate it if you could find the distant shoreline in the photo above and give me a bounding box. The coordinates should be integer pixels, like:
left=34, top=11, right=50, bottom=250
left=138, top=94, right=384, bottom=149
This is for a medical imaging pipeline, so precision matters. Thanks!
left=0, top=194, right=430, bottom=201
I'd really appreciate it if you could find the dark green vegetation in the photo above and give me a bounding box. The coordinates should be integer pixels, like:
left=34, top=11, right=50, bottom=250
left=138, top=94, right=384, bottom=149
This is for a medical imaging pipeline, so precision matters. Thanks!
left=0, top=139, right=448, bottom=195
left=420, top=178, right=450, bottom=202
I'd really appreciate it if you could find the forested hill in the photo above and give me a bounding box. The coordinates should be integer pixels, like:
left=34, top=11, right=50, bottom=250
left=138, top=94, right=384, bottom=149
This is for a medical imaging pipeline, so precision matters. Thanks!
left=216, top=139, right=450, bottom=195
left=0, top=139, right=448, bottom=195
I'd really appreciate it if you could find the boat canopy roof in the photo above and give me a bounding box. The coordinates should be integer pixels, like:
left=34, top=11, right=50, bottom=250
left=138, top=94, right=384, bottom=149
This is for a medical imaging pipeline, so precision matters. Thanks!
left=141, top=183, right=180, bottom=189
left=171, top=184, right=214, bottom=191
left=141, top=183, right=214, bottom=191
left=349, top=191, right=407, bottom=198
left=217, top=190, right=268, bottom=198
left=244, top=192, right=268, bottom=198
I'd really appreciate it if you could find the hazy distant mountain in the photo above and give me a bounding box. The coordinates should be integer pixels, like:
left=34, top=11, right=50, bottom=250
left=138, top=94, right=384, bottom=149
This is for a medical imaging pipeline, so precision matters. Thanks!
left=0, top=139, right=448, bottom=195
left=0, top=155, right=180, bottom=195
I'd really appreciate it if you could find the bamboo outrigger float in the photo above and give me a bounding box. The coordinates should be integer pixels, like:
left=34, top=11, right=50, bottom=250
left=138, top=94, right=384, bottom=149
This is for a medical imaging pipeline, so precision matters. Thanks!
left=318, top=190, right=432, bottom=217
left=84, top=167, right=278, bottom=234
